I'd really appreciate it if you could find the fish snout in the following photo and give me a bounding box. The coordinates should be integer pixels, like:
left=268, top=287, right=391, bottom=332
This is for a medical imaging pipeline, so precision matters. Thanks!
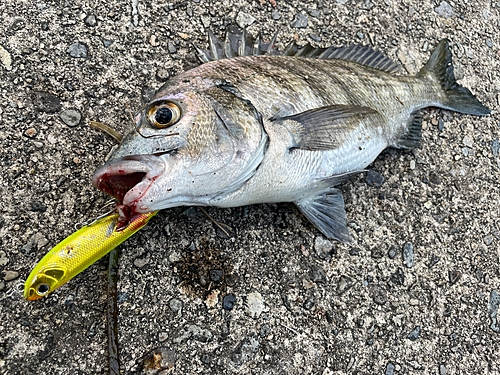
left=92, top=155, right=166, bottom=204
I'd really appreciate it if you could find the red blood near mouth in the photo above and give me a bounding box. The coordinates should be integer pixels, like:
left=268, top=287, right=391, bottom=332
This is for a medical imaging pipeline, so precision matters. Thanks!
left=92, top=155, right=165, bottom=212
left=102, top=172, right=147, bottom=202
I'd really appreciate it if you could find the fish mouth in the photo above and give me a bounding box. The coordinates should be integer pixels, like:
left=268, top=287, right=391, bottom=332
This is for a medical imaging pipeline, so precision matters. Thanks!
left=92, top=155, right=166, bottom=212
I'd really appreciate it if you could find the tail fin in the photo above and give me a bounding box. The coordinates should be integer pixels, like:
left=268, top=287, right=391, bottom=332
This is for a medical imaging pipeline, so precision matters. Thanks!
left=418, top=39, right=490, bottom=116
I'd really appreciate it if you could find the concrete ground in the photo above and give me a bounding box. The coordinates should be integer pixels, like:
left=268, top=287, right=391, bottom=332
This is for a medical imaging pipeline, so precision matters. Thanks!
left=1, top=0, right=499, bottom=374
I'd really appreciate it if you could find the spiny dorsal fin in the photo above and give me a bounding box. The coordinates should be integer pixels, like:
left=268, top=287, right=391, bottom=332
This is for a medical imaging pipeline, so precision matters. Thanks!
left=272, top=104, right=381, bottom=151
left=196, top=28, right=281, bottom=62
left=196, top=29, right=400, bottom=74
left=326, top=44, right=400, bottom=73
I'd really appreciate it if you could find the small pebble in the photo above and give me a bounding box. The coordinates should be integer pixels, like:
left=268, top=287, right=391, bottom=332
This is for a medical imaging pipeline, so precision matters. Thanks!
left=492, top=139, right=499, bottom=158
left=33, top=91, right=61, bottom=113
left=314, top=236, right=333, bottom=260
left=337, top=275, right=353, bottom=295
left=403, top=242, right=414, bottom=268
left=117, top=292, right=129, bottom=304
left=102, top=39, right=114, bottom=48
left=366, top=169, right=385, bottom=187
left=3, top=270, right=19, bottom=281
left=439, top=364, right=447, bottom=375
left=65, top=83, right=75, bottom=91
left=438, top=118, right=444, bottom=132
left=156, top=69, right=170, bottom=82
left=67, top=42, right=88, bottom=58
left=290, top=14, right=308, bottom=28
left=408, top=326, right=421, bottom=341
left=484, top=235, right=493, bottom=246
left=167, top=41, right=177, bottom=54
left=388, top=246, right=397, bottom=259
left=308, top=34, right=322, bottom=43
left=245, top=292, right=267, bottom=318
left=489, top=290, right=499, bottom=332
left=209, top=269, right=223, bottom=282
left=169, top=298, right=183, bottom=314
left=30, top=201, right=46, bottom=212
left=205, top=290, right=219, bottom=308
left=271, top=11, right=281, bottom=20
left=0, top=251, right=8, bottom=266
left=159, top=332, right=168, bottom=342
left=84, top=14, right=97, bottom=27
left=486, top=38, right=493, bottom=48
left=349, top=247, right=360, bottom=256
left=385, top=363, right=395, bottom=375
left=463, top=135, right=473, bottom=147
left=59, top=108, right=82, bottom=127
left=24, top=128, right=37, bottom=137
left=427, top=254, right=440, bottom=268
left=435, top=1, right=455, bottom=19
left=311, top=265, right=327, bottom=283
left=308, top=9, right=320, bottom=18
left=0, top=45, right=12, bottom=71
left=236, top=11, right=256, bottom=28
left=449, top=270, right=461, bottom=285
left=372, top=287, right=387, bottom=305
left=133, top=257, right=148, bottom=268
left=260, top=324, right=271, bottom=338
left=303, top=299, right=315, bottom=310
left=223, top=294, right=236, bottom=311
left=390, top=268, right=405, bottom=286
left=360, top=0, right=374, bottom=10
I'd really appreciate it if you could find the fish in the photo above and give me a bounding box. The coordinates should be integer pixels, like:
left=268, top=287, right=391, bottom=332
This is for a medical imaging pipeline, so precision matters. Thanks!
left=24, top=211, right=157, bottom=300
left=92, top=30, right=489, bottom=244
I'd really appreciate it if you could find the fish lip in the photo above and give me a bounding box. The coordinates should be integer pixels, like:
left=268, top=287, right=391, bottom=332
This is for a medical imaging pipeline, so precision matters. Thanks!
left=92, top=155, right=166, bottom=212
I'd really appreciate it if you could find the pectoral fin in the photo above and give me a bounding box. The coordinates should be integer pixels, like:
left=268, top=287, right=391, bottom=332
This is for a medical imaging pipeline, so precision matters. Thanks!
left=296, top=188, right=352, bottom=243
left=272, top=105, right=381, bottom=151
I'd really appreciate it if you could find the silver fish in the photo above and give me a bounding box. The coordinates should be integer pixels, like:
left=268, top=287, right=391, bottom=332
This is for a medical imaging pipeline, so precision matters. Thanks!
left=92, top=30, right=489, bottom=243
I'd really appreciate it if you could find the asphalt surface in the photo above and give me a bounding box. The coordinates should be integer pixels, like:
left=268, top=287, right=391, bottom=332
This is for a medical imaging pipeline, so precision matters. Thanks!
left=1, top=0, right=499, bottom=374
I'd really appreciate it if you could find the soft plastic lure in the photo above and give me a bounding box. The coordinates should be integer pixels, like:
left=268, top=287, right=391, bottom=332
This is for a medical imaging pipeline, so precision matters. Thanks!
left=24, top=211, right=158, bottom=300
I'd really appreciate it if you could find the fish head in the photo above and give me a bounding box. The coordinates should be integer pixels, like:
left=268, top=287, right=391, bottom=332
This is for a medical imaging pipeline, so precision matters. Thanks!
left=92, top=78, right=267, bottom=217
left=24, top=263, right=67, bottom=301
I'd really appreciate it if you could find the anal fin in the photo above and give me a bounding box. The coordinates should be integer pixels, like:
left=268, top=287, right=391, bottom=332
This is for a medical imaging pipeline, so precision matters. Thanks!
left=296, top=188, right=352, bottom=243
left=391, top=110, right=422, bottom=149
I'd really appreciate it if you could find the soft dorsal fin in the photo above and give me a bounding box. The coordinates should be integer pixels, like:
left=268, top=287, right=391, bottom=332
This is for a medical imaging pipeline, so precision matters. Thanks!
left=195, top=29, right=400, bottom=74
left=326, top=44, right=400, bottom=73
left=272, top=104, right=381, bottom=151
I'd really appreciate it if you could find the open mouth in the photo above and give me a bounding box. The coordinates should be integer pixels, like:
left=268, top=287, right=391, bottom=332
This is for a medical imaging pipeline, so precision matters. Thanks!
left=92, top=155, right=165, bottom=212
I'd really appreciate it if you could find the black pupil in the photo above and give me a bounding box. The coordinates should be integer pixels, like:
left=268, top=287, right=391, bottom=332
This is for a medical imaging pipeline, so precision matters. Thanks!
left=37, top=284, right=49, bottom=294
left=155, top=107, right=173, bottom=125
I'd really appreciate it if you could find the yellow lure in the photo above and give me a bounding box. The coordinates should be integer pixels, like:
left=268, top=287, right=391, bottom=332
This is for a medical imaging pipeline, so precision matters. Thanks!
left=24, top=211, right=158, bottom=301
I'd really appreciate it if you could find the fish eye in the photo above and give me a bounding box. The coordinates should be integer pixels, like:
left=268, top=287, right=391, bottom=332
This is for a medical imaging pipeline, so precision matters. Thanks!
left=36, top=283, right=50, bottom=296
left=148, top=102, right=181, bottom=128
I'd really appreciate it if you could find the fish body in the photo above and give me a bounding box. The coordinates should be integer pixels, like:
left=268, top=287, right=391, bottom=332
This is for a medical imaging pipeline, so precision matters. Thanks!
left=24, top=211, right=157, bottom=300
left=93, top=32, right=489, bottom=243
